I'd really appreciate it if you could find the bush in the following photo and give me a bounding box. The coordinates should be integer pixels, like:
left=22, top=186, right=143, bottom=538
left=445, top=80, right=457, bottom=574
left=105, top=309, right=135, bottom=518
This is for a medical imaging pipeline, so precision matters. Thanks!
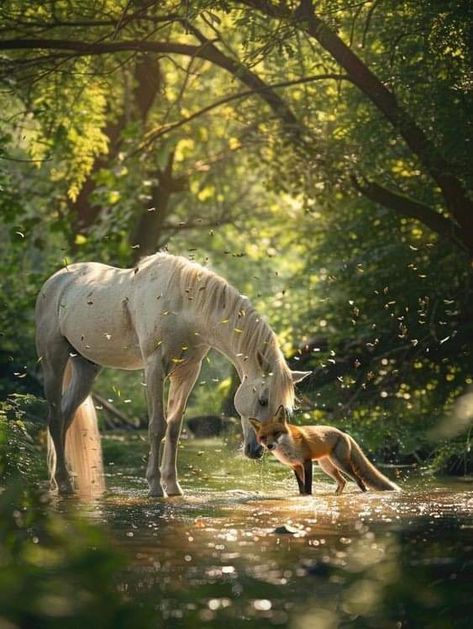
left=0, top=394, right=47, bottom=484
left=0, top=395, right=151, bottom=628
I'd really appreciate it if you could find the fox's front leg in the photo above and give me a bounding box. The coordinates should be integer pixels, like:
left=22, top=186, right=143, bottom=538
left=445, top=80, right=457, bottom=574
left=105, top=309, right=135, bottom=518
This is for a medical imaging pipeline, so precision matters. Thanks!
left=303, top=460, right=313, bottom=495
left=293, top=464, right=305, bottom=494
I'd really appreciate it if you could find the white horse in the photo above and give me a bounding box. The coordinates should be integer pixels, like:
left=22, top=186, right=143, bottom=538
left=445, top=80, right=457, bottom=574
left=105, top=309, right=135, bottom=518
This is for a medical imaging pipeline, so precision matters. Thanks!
left=35, top=253, right=310, bottom=496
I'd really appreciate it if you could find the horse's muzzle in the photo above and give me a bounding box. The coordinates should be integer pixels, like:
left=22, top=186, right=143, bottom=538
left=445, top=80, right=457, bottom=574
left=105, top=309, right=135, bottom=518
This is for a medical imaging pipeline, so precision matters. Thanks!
left=244, top=443, right=264, bottom=459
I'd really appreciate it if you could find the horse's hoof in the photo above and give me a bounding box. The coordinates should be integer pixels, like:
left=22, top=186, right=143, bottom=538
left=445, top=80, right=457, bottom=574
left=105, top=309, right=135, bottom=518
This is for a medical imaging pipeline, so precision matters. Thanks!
left=161, top=476, right=184, bottom=496
left=148, top=485, right=166, bottom=498
left=166, top=484, right=184, bottom=497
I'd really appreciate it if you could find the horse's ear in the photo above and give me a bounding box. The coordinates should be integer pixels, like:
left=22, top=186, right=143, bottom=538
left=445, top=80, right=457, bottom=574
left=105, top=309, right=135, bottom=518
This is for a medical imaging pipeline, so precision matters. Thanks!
left=273, top=405, right=287, bottom=424
left=291, top=370, right=311, bottom=384
left=249, top=418, right=261, bottom=433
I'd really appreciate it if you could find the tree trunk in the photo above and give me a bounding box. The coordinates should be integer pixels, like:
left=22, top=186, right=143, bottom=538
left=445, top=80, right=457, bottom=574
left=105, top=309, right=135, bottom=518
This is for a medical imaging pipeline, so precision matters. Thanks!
left=69, top=55, right=162, bottom=235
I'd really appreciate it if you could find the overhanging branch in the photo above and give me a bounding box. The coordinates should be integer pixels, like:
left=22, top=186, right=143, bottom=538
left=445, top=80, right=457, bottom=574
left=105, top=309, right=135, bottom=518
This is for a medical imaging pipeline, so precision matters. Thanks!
left=139, top=72, right=348, bottom=152
left=237, top=0, right=473, bottom=234
left=1, top=37, right=313, bottom=150
left=352, top=176, right=468, bottom=253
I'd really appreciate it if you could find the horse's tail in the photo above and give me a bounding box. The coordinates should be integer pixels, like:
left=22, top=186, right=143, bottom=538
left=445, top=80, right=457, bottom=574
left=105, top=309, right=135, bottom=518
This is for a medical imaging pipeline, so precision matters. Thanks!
left=47, top=362, right=105, bottom=496
left=46, top=431, right=57, bottom=490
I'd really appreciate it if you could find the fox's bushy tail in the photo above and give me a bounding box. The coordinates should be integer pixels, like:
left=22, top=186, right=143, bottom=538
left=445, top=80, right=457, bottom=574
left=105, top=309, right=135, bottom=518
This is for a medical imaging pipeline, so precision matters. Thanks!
left=348, top=436, right=401, bottom=491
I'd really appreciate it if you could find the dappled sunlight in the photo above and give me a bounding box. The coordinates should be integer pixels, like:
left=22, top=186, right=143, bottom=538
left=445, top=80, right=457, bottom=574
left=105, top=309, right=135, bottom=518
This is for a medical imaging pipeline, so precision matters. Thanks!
left=430, top=387, right=473, bottom=440
left=2, top=1, right=473, bottom=625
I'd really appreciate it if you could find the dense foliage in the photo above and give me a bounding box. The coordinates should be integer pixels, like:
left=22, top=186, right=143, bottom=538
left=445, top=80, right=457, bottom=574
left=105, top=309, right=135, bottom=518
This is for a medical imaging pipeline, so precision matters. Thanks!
left=1, top=0, right=472, bottom=468
left=0, top=395, right=155, bottom=627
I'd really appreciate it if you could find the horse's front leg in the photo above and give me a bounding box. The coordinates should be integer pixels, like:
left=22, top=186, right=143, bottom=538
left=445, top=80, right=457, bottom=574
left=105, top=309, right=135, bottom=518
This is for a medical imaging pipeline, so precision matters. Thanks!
left=161, top=360, right=203, bottom=496
left=144, top=356, right=166, bottom=497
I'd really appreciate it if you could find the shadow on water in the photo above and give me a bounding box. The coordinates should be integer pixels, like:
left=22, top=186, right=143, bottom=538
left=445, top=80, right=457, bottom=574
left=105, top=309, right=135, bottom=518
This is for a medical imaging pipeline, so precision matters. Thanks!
left=61, top=437, right=473, bottom=628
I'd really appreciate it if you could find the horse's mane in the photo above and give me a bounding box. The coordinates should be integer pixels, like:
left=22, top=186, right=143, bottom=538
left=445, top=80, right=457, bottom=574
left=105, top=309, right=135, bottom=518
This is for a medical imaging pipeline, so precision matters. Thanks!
left=140, top=253, right=295, bottom=410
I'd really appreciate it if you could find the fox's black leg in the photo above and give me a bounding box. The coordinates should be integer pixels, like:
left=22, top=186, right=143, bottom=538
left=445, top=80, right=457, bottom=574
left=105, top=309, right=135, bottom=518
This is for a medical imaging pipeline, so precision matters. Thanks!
left=294, top=468, right=305, bottom=494
left=354, top=475, right=367, bottom=492
left=303, top=460, right=313, bottom=495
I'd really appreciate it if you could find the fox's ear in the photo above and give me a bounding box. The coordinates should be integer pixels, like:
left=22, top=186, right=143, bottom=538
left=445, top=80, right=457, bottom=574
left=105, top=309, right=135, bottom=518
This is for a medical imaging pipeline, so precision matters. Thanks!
left=291, top=370, right=311, bottom=384
left=249, top=418, right=261, bottom=433
left=273, top=405, right=287, bottom=423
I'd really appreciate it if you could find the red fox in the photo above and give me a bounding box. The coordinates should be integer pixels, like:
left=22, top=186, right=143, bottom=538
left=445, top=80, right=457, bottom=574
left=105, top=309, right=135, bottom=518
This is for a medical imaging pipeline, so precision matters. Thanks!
left=250, top=406, right=400, bottom=495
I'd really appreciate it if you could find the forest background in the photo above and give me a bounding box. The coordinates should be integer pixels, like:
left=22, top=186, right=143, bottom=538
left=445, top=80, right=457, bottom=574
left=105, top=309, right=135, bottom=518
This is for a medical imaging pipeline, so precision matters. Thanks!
left=1, top=0, right=473, bottom=473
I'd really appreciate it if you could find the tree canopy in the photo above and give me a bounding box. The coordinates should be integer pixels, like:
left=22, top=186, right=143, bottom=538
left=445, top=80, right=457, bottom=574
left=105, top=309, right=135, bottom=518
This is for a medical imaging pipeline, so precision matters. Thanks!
left=1, top=0, right=473, bottom=468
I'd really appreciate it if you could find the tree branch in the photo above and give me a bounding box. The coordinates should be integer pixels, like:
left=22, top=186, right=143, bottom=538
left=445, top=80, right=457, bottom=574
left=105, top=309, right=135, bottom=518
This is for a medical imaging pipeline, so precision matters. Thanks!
left=0, top=37, right=209, bottom=57
left=92, top=392, right=138, bottom=428
left=351, top=176, right=468, bottom=252
left=139, top=72, right=348, bottom=152
left=5, top=24, right=473, bottom=252
left=0, top=37, right=315, bottom=152
left=238, top=1, right=473, bottom=239
left=181, top=22, right=311, bottom=149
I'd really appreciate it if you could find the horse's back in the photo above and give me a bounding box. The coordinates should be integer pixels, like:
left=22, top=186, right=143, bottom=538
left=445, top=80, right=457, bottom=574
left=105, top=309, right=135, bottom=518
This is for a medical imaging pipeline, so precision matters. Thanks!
left=36, top=262, right=143, bottom=369
left=35, top=253, right=214, bottom=369
left=36, top=262, right=124, bottom=320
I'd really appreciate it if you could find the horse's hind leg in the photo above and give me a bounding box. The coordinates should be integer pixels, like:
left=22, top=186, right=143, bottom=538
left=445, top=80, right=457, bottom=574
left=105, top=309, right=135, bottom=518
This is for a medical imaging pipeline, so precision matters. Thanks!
left=38, top=335, right=72, bottom=494
left=161, top=360, right=203, bottom=496
left=62, top=355, right=101, bottom=429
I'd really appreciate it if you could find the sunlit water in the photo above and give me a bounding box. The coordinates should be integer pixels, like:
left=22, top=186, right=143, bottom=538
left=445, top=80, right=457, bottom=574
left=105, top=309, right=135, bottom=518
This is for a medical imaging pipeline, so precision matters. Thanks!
left=65, top=437, right=473, bottom=627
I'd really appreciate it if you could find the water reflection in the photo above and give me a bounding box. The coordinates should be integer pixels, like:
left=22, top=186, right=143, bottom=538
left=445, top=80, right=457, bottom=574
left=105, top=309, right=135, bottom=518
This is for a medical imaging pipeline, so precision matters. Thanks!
left=66, top=438, right=473, bottom=627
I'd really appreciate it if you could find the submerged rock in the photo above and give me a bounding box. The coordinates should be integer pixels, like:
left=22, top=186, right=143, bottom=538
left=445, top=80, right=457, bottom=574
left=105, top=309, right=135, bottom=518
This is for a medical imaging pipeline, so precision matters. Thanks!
left=303, top=561, right=331, bottom=577
left=273, top=524, right=307, bottom=536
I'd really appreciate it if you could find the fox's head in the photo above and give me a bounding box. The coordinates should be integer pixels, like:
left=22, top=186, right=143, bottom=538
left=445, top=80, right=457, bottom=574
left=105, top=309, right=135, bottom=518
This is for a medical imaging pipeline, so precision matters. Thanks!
left=249, top=405, right=289, bottom=451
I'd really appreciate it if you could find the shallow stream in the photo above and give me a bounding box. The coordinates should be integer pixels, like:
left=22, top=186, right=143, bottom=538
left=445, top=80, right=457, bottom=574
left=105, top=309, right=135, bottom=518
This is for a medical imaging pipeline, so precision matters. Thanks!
left=66, top=436, right=473, bottom=627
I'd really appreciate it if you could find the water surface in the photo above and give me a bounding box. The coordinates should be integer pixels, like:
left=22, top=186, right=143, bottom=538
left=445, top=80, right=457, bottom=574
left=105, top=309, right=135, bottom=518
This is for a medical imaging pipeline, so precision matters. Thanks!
left=74, top=437, right=473, bottom=627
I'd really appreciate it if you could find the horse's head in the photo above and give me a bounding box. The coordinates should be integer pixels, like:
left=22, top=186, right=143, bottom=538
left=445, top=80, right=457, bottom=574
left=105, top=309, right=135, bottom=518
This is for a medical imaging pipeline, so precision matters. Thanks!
left=234, top=370, right=311, bottom=459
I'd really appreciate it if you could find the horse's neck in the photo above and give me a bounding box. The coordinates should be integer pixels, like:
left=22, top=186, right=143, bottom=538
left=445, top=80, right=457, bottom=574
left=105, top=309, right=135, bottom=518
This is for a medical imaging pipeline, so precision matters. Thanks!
left=203, top=326, right=259, bottom=379
left=198, top=311, right=273, bottom=380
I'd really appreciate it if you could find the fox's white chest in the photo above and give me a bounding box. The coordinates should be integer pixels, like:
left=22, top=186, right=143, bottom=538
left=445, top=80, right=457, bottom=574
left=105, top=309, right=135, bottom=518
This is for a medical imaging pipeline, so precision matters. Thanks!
left=270, top=435, right=302, bottom=467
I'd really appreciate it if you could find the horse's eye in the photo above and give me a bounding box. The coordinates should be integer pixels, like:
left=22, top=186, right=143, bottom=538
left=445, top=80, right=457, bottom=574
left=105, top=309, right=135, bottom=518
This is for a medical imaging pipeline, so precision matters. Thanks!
left=259, top=399, right=268, bottom=407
